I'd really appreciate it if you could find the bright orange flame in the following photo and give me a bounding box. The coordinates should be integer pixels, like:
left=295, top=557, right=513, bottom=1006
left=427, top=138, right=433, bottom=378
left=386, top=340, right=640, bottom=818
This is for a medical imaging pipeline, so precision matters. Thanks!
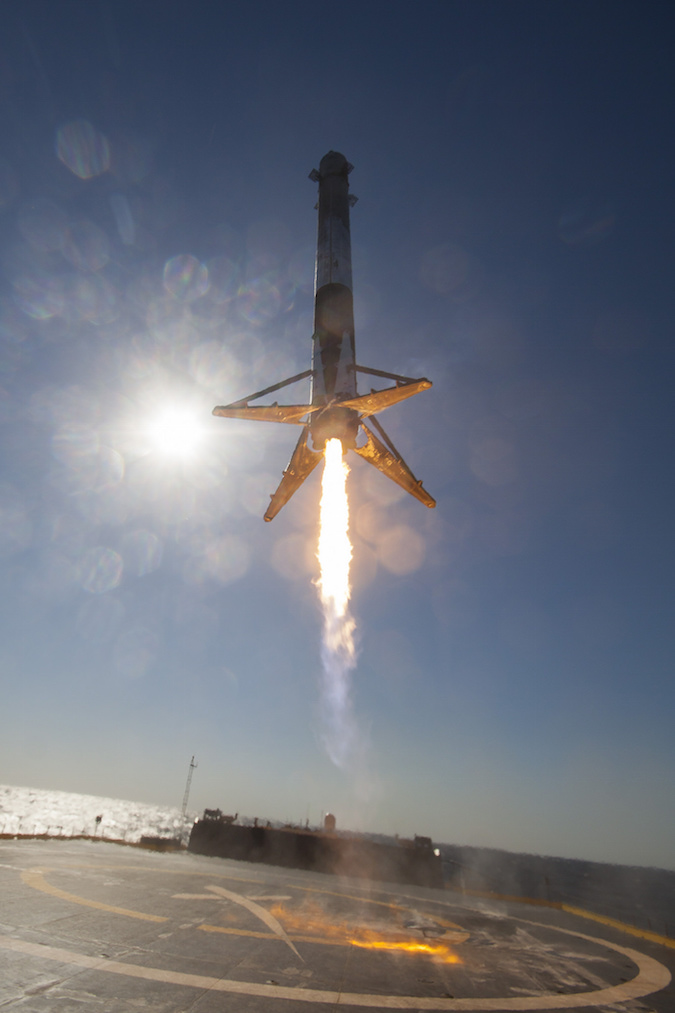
left=317, top=437, right=352, bottom=623
left=269, top=902, right=462, bottom=965
left=348, top=936, right=461, bottom=964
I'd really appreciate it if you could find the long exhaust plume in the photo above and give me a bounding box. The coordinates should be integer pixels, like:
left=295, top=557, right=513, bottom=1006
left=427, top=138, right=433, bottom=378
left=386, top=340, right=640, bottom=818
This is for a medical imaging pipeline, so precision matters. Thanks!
left=316, top=438, right=357, bottom=767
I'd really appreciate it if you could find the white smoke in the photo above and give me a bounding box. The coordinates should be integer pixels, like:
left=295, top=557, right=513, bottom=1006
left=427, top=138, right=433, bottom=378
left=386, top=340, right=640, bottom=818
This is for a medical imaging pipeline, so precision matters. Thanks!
left=316, top=439, right=361, bottom=770
left=319, top=600, right=358, bottom=767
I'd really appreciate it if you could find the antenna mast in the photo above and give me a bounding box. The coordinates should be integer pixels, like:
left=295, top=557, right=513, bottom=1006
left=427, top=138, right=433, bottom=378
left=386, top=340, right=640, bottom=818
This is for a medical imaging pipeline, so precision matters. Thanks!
left=181, top=755, right=197, bottom=818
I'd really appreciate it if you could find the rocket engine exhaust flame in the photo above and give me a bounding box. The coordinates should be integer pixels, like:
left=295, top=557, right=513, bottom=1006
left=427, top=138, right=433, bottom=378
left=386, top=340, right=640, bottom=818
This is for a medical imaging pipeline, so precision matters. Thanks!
left=268, top=901, right=463, bottom=965
left=317, top=439, right=352, bottom=620
left=317, top=439, right=357, bottom=767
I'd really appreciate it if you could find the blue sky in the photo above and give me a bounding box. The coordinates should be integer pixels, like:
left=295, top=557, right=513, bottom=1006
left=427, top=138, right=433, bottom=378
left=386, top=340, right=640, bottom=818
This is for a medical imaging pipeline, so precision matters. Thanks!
left=0, top=0, right=673, bottom=869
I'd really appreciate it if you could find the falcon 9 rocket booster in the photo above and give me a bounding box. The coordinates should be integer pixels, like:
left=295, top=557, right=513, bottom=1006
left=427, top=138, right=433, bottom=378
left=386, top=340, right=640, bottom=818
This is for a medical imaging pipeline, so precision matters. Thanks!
left=213, top=151, right=435, bottom=521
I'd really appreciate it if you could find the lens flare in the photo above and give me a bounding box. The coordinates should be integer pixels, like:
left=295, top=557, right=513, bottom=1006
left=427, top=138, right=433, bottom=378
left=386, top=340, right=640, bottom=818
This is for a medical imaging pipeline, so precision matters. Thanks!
left=316, top=438, right=357, bottom=767
left=56, top=120, right=111, bottom=180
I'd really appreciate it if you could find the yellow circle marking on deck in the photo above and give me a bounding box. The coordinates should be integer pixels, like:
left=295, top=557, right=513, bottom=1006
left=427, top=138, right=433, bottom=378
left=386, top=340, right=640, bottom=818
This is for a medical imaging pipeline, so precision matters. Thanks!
left=13, top=864, right=673, bottom=1009
left=0, top=926, right=671, bottom=1010
left=21, top=864, right=467, bottom=947
left=21, top=868, right=168, bottom=922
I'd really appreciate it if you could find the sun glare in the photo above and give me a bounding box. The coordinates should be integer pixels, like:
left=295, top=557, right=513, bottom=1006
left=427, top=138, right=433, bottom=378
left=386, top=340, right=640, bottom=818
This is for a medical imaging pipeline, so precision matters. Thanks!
left=146, top=408, right=204, bottom=458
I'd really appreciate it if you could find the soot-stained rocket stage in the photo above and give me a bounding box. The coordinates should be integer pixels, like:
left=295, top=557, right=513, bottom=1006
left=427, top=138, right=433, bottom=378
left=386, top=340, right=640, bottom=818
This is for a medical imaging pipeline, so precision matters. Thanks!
left=213, top=151, right=436, bottom=521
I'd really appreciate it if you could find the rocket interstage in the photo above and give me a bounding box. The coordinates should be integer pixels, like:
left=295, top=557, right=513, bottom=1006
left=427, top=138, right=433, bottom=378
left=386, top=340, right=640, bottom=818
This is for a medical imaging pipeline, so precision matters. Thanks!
left=213, top=151, right=435, bottom=521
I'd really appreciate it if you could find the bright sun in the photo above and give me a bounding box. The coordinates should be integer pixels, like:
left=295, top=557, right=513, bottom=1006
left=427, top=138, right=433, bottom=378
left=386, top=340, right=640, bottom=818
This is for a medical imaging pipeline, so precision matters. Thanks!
left=146, top=408, right=204, bottom=457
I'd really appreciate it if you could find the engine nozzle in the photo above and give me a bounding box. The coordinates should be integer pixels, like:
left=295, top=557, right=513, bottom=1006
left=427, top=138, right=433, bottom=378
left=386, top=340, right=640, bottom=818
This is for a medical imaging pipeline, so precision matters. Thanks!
left=309, top=406, right=360, bottom=452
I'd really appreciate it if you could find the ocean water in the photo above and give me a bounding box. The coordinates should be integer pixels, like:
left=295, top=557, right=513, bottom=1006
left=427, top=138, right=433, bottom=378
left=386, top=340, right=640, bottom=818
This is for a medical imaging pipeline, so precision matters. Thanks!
left=440, top=842, right=675, bottom=939
left=0, top=784, right=191, bottom=843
